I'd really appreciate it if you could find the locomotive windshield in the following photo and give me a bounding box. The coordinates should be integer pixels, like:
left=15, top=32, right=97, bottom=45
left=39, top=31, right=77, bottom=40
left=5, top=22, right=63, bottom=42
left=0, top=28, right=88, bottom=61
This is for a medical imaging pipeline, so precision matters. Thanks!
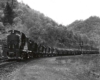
left=7, top=33, right=20, bottom=49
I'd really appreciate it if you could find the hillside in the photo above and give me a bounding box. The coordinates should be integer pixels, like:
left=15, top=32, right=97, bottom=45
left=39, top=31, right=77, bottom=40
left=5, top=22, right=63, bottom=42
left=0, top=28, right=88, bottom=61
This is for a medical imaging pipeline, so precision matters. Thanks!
left=67, top=16, right=100, bottom=48
left=0, top=1, right=97, bottom=49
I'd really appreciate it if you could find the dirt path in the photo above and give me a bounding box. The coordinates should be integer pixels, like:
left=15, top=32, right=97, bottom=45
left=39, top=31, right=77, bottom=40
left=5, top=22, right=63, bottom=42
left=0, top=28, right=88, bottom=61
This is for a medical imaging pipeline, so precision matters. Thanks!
left=2, top=55, right=100, bottom=80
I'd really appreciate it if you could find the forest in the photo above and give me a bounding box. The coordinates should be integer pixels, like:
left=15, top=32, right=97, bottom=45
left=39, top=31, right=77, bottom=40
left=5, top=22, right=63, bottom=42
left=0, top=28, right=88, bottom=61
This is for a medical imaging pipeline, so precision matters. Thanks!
left=0, top=0, right=97, bottom=49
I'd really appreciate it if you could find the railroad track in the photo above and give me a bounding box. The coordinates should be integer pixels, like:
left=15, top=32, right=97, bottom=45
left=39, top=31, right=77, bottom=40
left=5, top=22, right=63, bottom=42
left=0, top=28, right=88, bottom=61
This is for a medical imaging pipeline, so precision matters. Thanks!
left=0, top=59, right=8, bottom=63
left=0, top=60, right=17, bottom=68
left=0, top=62, right=11, bottom=66
left=0, top=58, right=33, bottom=68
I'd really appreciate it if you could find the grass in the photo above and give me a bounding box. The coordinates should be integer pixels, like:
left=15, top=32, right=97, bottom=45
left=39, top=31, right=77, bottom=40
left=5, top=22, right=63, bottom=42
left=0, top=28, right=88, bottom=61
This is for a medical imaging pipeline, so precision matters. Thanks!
left=56, top=54, right=100, bottom=80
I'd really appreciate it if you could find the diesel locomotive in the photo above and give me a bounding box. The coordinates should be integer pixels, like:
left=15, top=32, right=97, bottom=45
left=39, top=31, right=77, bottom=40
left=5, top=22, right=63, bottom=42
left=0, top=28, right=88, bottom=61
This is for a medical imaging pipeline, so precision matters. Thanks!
left=2, top=30, right=27, bottom=59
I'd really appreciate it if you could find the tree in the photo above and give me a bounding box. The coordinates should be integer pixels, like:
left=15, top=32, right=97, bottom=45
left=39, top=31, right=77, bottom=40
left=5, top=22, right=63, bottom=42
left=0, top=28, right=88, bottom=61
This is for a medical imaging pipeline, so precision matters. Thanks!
left=0, top=2, right=5, bottom=9
left=0, top=22, right=5, bottom=33
left=2, top=2, right=15, bottom=26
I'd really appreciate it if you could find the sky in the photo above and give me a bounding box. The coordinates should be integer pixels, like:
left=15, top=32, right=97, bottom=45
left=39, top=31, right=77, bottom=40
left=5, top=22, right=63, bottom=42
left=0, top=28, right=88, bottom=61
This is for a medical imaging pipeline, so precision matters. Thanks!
left=17, top=0, right=100, bottom=26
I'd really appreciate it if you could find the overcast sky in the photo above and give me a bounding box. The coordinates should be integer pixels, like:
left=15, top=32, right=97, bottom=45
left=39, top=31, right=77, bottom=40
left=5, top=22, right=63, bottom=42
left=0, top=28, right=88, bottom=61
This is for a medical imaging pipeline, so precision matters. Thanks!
left=17, top=0, right=100, bottom=25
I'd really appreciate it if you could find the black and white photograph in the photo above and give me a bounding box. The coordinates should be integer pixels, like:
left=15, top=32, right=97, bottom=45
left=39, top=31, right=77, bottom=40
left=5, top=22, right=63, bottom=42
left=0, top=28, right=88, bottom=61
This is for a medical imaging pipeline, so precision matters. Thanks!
left=0, top=0, right=100, bottom=80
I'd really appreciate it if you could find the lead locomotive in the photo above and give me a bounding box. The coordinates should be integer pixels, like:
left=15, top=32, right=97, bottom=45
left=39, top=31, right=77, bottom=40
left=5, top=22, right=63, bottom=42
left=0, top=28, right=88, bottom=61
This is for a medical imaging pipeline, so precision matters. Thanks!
left=3, top=30, right=28, bottom=59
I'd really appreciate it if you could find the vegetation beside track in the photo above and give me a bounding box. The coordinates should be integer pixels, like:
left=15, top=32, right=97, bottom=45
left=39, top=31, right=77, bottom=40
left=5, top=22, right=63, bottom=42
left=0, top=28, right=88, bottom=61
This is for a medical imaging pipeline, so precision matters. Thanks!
left=56, top=54, right=100, bottom=80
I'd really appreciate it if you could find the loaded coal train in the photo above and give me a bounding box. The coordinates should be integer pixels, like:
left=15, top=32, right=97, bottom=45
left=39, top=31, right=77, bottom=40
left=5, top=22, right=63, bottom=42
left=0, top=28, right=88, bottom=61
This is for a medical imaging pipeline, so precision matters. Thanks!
left=1, top=30, right=99, bottom=60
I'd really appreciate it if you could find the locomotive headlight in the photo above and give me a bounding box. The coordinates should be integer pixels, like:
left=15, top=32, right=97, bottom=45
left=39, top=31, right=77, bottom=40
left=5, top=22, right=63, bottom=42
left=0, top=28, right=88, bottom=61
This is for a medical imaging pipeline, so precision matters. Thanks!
left=29, top=51, right=32, bottom=52
left=23, top=50, right=27, bottom=51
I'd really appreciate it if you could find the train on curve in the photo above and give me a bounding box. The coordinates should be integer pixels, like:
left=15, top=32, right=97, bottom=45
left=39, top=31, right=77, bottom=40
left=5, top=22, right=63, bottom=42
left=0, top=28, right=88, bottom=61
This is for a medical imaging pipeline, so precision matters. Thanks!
left=1, top=30, right=99, bottom=60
